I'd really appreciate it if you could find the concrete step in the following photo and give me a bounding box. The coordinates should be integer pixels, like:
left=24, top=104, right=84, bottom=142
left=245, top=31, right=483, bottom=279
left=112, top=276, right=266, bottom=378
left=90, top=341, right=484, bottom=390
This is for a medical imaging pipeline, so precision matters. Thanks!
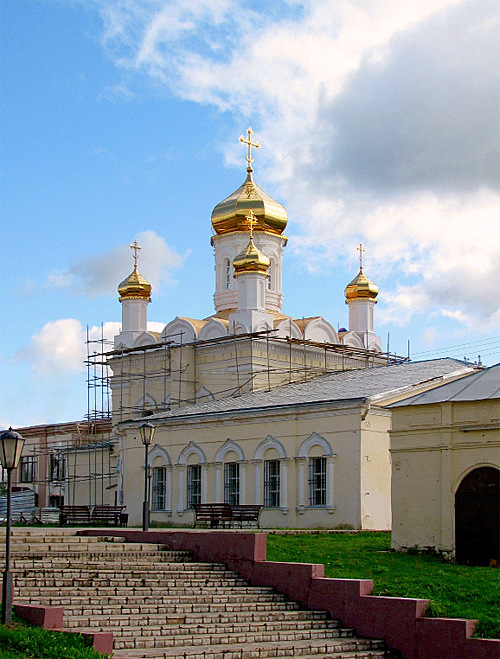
left=113, top=636, right=389, bottom=656
left=65, top=612, right=337, bottom=631
left=17, top=595, right=298, bottom=611
left=64, top=608, right=324, bottom=624
left=113, top=627, right=355, bottom=649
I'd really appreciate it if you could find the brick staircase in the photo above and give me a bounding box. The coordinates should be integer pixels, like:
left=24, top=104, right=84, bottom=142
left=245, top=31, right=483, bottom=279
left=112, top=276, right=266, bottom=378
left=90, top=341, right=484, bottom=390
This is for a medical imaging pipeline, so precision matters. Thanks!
left=3, top=529, right=398, bottom=659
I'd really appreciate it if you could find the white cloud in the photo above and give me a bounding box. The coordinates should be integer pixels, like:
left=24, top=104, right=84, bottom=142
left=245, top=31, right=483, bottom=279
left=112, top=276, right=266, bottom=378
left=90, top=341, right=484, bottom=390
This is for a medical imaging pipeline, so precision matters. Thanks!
left=15, top=319, right=87, bottom=375
left=15, top=320, right=122, bottom=376
left=92, top=0, right=500, bottom=331
left=45, top=230, right=188, bottom=298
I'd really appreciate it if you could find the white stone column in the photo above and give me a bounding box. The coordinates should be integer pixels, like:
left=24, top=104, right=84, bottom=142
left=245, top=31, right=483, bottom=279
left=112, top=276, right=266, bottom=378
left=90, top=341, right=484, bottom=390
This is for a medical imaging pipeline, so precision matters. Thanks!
left=201, top=464, right=208, bottom=503
left=166, top=464, right=172, bottom=513
left=252, top=460, right=262, bottom=505
left=177, top=464, right=186, bottom=514
left=296, top=457, right=306, bottom=514
left=327, top=455, right=337, bottom=513
left=215, top=462, right=222, bottom=502
left=280, top=458, right=289, bottom=514
left=239, top=461, right=246, bottom=504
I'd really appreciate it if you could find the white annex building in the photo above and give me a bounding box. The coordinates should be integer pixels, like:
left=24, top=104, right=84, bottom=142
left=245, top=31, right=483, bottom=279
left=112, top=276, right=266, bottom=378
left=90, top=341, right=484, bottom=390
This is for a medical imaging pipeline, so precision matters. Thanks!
left=109, top=129, right=475, bottom=528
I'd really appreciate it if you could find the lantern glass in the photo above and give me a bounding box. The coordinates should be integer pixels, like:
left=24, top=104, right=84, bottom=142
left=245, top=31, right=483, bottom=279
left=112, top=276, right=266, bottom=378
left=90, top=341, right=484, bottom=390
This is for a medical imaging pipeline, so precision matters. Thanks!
left=0, top=428, right=25, bottom=470
left=139, top=423, right=155, bottom=447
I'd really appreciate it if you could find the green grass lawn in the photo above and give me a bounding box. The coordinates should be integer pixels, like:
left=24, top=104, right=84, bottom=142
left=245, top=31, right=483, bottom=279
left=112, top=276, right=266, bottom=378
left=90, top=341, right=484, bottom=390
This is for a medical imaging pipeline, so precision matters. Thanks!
left=0, top=622, right=110, bottom=659
left=266, top=531, right=500, bottom=639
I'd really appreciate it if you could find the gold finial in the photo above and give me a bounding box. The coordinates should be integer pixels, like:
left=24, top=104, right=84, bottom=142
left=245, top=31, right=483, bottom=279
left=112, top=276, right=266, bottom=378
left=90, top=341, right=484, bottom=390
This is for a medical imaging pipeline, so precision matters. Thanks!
left=357, top=243, right=365, bottom=270
left=130, top=240, right=141, bottom=269
left=239, top=127, right=261, bottom=173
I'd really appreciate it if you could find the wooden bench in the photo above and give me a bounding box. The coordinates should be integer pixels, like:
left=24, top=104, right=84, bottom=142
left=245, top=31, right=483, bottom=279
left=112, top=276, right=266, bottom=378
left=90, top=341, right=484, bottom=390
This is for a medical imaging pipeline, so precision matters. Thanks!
left=230, top=504, right=262, bottom=528
left=193, top=503, right=262, bottom=528
left=91, top=505, right=128, bottom=527
left=193, top=503, right=233, bottom=528
left=59, top=505, right=91, bottom=526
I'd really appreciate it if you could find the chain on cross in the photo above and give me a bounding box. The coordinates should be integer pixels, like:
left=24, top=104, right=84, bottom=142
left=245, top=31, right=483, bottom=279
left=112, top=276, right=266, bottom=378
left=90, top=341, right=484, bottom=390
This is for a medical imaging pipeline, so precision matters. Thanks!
left=357, top=243, right=366, bottom=269
left=130, top=240, right=141, bottom=268
left=239, top=127, right=261, bottom=172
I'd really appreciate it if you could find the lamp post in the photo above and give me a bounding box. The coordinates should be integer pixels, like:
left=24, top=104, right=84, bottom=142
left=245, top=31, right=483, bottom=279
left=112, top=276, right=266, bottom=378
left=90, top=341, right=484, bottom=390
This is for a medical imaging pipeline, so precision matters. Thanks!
left=139, top=423, right=155, bottom=532
left=0, top=427, right=25, bottom=624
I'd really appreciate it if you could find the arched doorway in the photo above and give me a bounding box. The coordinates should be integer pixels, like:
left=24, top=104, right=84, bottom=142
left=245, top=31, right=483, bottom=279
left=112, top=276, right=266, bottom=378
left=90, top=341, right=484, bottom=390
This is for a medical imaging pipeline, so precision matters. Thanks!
left=455, top=466, right=499, bottom=565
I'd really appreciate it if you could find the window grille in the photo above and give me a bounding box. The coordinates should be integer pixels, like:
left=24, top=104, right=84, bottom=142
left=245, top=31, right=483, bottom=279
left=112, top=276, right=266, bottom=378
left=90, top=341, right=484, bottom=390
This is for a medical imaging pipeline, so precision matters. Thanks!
left=226, top=260, right=231, bottom=290
left=187, top=464, right=202, bottom=508
left=19, top=456, right=36, bottom=483
left=308, top=457, right=326, bottom=506
left=224, top=462, right=239, bottom=505
left=268, top=262, right=272, bottom=290
left=151, top=466, right=167, bottom=511
left=263, top=459, right=280, bottom=507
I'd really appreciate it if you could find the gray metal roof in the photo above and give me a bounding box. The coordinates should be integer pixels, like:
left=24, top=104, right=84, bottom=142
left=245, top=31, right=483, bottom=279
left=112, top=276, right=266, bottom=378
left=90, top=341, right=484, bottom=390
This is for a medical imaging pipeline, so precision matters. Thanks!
left=135, top=358, right=473, bottom=424
left=389, top=363, right=499, bottom=407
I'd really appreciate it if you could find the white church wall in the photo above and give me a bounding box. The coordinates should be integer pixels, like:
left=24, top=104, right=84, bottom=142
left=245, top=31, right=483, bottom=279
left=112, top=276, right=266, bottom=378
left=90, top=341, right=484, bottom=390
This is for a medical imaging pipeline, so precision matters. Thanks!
left=118, top=401, right=392, bottom=530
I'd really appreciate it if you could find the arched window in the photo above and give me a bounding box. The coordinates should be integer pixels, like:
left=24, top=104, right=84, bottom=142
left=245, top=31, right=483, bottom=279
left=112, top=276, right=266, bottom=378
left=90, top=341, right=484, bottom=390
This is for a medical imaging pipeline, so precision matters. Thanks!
left=268, top=261, right=272, bottom=290
left=264, top=459, right=280, bottom=507
left=187, top=464, right=201, bottom=508
left=225, top=259, right=231, bottom=290
left=224, top=463, right=240, bottom=505
left=151, top=466, right=167, bottom=511
left=308, top=457, right=326, bottom=506
left=297, top=433, right=336, bottom=514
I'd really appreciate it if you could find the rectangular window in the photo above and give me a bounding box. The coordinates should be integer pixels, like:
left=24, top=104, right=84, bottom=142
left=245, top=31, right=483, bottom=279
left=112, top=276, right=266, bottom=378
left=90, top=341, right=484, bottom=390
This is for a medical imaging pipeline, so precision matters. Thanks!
left=151, top=466, right=167, bottom=511
left=187, top=464, right=201, bottom=509
left=263, top=460, right=280, bottom=507
left=308, top=457, right=326, bottom=506
left=50, top=454, right=65, bottom=481
left=224, top=462, right=239, bottom=505
left=19, top=456, right=36, bottom=483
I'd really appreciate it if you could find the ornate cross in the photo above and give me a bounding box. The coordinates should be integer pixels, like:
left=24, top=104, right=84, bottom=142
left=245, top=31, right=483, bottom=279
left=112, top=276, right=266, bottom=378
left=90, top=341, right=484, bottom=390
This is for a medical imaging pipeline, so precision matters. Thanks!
left=357, top=243, right=365, bottom=269
left=130, top=240, right=141, bottom=268
left=245, top=210, right=256, bottom=238
left=239, top=127, right=261, bottom=170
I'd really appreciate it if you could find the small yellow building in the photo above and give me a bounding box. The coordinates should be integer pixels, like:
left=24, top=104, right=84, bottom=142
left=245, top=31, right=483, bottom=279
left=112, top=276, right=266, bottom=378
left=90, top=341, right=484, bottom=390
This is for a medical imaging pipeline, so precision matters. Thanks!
left=389, top=364, right=499, bottom=564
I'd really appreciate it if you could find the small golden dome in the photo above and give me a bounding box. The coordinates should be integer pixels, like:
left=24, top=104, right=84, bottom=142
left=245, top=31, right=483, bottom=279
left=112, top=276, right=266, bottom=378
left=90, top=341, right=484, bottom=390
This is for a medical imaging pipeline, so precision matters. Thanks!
left=118, top=266, right=152, bottom=301
left=345, top=243, right=378, bottom=301
left=233, top=237, right=270, bottom=275
left=211, top=172, right=288, bottom=236
left=345, top=269, right=378, bottom=301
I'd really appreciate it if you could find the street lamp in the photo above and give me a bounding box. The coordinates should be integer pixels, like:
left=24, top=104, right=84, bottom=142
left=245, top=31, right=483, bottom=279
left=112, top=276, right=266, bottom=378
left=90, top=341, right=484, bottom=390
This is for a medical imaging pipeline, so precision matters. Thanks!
left=139, top=423, right=155, bottom=532
left=0, top=427, right=25, bottom=624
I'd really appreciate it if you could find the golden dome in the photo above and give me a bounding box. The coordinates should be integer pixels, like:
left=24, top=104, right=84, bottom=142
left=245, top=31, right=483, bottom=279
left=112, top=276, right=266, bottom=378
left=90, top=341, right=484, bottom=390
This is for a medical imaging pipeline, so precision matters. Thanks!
left=118, top=266, right=152, bottom=301
left=345, top=269, right=378, bottom=301
left=233, top=237, right=270, bottom=275
left=211, top=171, right=288, bottom=236
left=345, top=243, right=378, bottom=301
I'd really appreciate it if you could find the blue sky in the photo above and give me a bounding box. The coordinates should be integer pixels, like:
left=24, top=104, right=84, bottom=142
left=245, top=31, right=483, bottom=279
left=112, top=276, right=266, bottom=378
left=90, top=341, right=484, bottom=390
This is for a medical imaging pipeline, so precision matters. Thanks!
left=1, top=0, right=499, bottom=427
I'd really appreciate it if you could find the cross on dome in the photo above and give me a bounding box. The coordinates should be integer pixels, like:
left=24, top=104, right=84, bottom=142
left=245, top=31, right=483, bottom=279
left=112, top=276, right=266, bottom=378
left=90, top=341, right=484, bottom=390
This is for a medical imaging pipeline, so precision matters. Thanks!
left=130, top=240, right=141, bottom=268
left=357, top=243, right=366, bottom=270
left=239, top=127, right=261, bottom=173
left=245, top=210, right=256, bottom=239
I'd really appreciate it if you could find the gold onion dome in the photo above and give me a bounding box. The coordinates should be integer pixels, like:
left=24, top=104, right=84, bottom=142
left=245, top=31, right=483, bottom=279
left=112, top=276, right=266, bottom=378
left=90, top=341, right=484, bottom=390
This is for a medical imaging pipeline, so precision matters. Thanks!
left=118, top=241, right=152, bottom=301
left=233, top=236, right=270, bottom=275
left=211, top=127, right=287, bottom=236
left=211, top=172, right=288, bottom=236
left=345, top=244, right=378, bottom=301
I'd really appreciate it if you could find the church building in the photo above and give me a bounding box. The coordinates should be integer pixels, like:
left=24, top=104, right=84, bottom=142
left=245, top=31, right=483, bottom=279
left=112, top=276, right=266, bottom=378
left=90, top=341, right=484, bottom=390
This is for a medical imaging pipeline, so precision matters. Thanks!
left=110, top=129, right=475, bottom=528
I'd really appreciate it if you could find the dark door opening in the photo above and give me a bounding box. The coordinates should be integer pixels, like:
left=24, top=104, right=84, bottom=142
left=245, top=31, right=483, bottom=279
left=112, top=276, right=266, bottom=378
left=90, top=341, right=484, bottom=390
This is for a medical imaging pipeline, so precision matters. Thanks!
left=455, top=466, right=499, bottom=566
